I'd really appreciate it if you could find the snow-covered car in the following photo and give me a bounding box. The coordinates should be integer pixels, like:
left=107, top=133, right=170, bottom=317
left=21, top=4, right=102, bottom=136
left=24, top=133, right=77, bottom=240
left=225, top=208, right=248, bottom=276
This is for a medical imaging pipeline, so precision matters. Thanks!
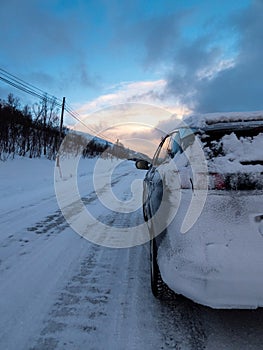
left=136, top=112, right=263, bottom=309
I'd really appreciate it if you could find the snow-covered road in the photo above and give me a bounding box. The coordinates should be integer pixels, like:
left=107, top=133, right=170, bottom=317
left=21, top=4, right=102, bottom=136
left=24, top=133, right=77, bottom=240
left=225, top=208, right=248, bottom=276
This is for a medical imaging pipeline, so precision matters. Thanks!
left=1, top=158, right=263, bottom=350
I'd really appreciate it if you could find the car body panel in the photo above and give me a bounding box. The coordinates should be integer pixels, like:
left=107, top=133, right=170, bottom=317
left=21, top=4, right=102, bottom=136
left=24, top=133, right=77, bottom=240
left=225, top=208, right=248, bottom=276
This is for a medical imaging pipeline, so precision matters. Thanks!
left=157, top=190, right=263, bottom=308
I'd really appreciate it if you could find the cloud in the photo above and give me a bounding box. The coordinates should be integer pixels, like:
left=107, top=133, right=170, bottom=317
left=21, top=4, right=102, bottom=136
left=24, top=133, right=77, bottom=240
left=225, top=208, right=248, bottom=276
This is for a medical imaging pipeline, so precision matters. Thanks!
left=110, top=1, right=261, bottom=114
left=164, top=0, right=263, bottom=113
left=0, top=0, right=74, bottom=60
left=0, top=0, right=98, bottom=97
left=140, top=13, right=189, bottom=66
left=164, top=37, right=228, bottom=109
left=120, top=113, right=183, bottom=157
left=109, top=2, right=259, bottom=114
left=74, top=78, right=191, bottom=137
left=112, top=9, right=192, bottom=68
left=72, top=79, right=190, bottom=157
left=76, top=101, right=177, bottom=157
left=195, top=0, right=263, bottom=112
left=77, top=80, right=171, bottom=114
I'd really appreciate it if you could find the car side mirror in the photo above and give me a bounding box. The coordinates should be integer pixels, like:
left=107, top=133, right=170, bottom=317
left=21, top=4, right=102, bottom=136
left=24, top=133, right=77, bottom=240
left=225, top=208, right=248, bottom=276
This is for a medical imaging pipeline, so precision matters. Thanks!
left=135, top=160, right=151, bottom=170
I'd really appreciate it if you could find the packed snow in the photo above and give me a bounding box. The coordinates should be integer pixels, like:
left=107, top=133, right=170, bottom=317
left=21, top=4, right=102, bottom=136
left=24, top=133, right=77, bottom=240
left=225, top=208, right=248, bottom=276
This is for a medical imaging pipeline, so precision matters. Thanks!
left=1, top=154, right=263, bottom=349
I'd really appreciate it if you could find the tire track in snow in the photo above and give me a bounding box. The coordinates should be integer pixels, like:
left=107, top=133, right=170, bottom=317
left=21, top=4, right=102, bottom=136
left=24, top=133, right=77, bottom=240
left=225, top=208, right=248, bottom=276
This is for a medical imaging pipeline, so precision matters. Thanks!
left=29, top=208, right=208, bottom=350
left=27, top=166, right=208, bottom=350
left=25, top=171, right=131, bottom=236
left=30, top=244, right=115, bottom=349
left=25, top=193, right=98, bottom=236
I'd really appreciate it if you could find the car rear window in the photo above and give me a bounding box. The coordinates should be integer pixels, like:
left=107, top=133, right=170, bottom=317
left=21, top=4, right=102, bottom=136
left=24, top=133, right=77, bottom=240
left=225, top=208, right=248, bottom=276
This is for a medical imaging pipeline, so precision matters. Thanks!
left=198, top=127, right=263, bottom=189
left=200, top=128, right=263, bottom=166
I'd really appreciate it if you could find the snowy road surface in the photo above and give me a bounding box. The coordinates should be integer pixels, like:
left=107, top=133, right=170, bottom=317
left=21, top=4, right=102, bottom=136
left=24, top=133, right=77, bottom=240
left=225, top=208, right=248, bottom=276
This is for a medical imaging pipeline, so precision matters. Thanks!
left=1, top=158, right=263, bottom=349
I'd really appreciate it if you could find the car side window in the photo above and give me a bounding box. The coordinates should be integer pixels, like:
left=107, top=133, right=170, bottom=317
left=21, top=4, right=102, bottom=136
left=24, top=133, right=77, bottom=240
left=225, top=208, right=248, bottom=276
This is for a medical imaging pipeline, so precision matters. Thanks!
left=170, top=132, right=182, bottom=158
left=153, top=132, right=180, bottom=166
left=153, top=136, right=171, bottom=166
left=179, top=128, right=195, bottom=151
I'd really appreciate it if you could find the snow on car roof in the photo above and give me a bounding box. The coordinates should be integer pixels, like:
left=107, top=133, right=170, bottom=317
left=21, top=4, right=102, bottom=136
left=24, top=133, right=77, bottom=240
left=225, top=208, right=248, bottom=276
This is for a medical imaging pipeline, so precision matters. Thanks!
left=183, top=111, right=263, bottom=129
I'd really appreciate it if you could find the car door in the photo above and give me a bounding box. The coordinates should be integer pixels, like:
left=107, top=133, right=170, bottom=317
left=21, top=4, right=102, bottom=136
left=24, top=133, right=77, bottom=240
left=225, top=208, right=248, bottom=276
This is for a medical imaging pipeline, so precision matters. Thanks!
left=145, top=134, right=174, bottom=221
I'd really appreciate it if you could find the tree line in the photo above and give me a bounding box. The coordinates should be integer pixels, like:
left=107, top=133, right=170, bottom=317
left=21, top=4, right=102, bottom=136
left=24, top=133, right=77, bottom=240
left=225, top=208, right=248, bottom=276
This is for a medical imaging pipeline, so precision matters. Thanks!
left=0, top=93, right=132, bottom=161
left=0, top=93, right=62, bottom=160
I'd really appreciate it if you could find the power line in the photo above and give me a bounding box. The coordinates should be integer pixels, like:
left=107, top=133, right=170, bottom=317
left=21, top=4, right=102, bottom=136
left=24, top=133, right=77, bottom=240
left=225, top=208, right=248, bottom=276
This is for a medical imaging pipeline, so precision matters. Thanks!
left=64, top=106, right=115, bottom=143
left=0, top=75, right=54, bottom=103
left=64, top=103, right=116, bottom=143
left=65, top=103, right=100, bottom=134
left=0, top=68, right=60, bottom=105
left=0, top=67, right=116, bottom=143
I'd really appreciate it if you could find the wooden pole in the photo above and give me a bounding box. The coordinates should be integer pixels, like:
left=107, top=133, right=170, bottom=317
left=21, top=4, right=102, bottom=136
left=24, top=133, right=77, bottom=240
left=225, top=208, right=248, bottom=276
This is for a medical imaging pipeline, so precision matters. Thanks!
left=56, top=97, right=66, bottom=177
left=59, top=97, right=66, bottom=143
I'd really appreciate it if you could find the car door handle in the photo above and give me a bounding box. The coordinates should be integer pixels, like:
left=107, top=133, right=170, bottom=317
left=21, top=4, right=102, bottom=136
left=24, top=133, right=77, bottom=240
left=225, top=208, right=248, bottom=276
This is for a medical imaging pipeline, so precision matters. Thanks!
left=190, top=178, right=194, bottom=191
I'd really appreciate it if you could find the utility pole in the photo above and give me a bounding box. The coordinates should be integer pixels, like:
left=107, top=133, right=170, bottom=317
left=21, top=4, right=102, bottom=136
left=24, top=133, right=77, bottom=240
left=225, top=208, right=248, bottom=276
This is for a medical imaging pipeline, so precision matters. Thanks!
left=59, top=97, right=66, bottom=144
left=43, top=94, right=47, bottom=156
left=56, top=97, right=66, bottom=175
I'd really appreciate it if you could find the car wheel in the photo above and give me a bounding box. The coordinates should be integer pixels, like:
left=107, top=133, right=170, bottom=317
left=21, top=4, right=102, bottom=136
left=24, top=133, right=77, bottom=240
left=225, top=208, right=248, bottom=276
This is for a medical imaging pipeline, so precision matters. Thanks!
left=150, top=237, right=170, bottom=299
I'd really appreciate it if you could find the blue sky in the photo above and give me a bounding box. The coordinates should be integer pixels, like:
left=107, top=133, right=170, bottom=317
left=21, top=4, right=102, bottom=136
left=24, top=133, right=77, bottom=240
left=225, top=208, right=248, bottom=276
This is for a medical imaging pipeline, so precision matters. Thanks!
left=0, top=0, right=262, bottom=151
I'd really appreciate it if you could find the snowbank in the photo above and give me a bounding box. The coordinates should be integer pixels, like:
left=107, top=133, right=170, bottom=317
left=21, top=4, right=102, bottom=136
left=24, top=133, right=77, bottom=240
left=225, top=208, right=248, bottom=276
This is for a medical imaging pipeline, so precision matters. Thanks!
left=0, top=156, right=98, bottom=214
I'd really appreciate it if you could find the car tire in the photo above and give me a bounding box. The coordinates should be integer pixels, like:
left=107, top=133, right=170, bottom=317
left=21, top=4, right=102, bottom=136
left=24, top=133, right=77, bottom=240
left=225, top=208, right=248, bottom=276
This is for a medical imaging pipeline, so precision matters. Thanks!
left=150, top=237, right=171, bottom=299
